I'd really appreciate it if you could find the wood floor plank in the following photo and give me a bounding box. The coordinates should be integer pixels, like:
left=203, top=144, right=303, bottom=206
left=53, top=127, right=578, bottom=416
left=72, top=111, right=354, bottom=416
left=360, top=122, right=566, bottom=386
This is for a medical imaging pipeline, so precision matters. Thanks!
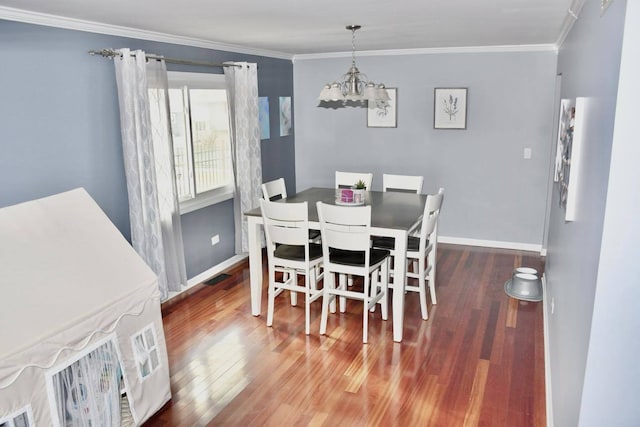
left=464, top=359, right=491, bottom=426
left=143, top=244, right=545, bottom=426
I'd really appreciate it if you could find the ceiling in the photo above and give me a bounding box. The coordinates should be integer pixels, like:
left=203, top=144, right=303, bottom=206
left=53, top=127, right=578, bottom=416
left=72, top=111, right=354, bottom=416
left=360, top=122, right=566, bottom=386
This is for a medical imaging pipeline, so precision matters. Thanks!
left=0, top=0, right=580, bottom=57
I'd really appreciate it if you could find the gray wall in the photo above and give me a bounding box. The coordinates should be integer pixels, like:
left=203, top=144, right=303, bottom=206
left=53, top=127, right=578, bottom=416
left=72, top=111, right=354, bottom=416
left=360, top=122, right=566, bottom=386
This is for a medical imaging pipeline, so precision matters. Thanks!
left=0, top=19, right=295, bottom=279
left=580, top=3, right=640, bottom=425
left=294, top=50, right=558, bottom=246
left=544, top=0, right=636, bottom=425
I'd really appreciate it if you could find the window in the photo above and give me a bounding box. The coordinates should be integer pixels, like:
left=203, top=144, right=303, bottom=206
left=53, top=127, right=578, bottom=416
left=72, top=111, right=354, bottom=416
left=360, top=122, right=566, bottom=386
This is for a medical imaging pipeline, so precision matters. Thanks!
left=45, top=337, right=122, bottom=427
left=131, top=324, right=160, bottom=381
left=167, top=72, right=234, bottom=214
left=0, top=406, right=33, bottom=427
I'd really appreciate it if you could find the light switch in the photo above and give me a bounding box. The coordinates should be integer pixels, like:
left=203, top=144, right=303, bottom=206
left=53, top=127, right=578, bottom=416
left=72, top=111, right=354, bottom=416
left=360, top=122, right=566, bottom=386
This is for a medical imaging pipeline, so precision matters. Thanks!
left=523, top=147, right=532, bottom=160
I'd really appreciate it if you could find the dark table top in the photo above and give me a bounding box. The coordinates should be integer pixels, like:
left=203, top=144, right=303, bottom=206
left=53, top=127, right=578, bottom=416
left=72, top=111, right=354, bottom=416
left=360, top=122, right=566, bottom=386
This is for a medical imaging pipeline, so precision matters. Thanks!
left=245, top=187, right=427, bottom=231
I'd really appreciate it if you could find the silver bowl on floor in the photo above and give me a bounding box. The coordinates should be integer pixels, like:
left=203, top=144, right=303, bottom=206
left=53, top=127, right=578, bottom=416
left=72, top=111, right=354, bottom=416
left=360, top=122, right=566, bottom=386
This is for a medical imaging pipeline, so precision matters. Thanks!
left=504, top=272, right=543, bottom=302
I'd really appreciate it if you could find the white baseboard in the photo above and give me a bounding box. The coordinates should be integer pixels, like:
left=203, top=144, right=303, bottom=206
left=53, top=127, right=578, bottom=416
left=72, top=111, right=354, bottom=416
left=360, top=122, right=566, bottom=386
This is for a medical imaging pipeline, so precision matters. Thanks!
left=542, top=273, right=553, bottom=427
left=186, top=254, right=248, bottom=287
left=166, top=254, right=248, bottom=301
left=438, top=235, right=543, bottom=254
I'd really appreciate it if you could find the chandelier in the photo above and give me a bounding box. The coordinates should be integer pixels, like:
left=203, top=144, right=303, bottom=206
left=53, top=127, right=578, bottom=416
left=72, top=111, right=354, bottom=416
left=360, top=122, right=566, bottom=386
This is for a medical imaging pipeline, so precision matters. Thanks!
left=318, top=25, right=390, bottom=104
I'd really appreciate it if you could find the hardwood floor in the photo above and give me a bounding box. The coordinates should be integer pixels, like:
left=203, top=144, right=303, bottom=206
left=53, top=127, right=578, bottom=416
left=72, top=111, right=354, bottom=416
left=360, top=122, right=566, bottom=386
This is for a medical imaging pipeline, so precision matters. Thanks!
left=143, top=244, right=545, bottom=426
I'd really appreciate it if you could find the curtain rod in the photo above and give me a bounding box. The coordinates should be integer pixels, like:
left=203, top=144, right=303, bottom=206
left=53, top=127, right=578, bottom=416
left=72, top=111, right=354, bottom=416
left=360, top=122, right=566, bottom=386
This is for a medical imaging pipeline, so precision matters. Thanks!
left=88, top=48, right=241, bottom=68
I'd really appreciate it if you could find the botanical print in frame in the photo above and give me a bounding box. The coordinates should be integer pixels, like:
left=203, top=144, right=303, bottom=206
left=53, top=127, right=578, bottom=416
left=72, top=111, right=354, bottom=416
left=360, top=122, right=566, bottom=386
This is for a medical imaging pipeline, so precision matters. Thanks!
left=258, top=97, right=270, bottom=140
left=367, top=88, right=397, bottom=128
left=279, top=96, right=292, bottom=136
left=434, top=88, right=467, bottom=129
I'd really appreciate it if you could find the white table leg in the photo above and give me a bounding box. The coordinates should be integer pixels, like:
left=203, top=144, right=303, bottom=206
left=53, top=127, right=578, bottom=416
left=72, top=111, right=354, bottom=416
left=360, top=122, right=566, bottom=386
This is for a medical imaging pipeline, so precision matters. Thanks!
left=247, top=215, right=263, bottom=316
left=391, top=230, right=407, bottom=342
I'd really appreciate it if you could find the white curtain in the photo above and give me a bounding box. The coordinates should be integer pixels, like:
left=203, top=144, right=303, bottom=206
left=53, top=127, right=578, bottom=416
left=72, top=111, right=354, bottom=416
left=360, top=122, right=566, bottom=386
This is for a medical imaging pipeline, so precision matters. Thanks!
left=114, top=48, right=187, bottom=300
left=224, top=62, right=263, bottom=253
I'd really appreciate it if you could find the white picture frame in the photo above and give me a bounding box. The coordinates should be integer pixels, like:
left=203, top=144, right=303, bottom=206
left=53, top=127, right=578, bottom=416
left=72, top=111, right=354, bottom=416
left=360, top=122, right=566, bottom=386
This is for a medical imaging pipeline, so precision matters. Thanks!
left=434, top=87, right=468, bottom=129
left=279, top=96, right=291, bottom=136
left=554, top=97, right=587, bottom=222
left=258, top=96, right=270, bottom=140
left=367, top=88, right=397, bottom=128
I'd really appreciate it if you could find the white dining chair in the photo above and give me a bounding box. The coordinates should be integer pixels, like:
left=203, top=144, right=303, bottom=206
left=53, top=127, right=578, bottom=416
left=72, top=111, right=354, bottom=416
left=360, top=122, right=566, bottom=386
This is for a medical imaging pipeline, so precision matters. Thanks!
left=416, top=187, right=445, bottom=306
left=382, top=173, right=424, bottom=194
left=260, top=199, right=324, bottom=335
left=405, top=197, right=441, bottom=319
left=316, top=201, right=389, bottom=343
left=335, top=171, right=373, bottom=190
left=372, top=188, right=444, bottom=319
left=372, top=174, right=422, bottom=288
left=262, top=177, right=321, bottom=243
left=262, top=177, right=287, bottom=201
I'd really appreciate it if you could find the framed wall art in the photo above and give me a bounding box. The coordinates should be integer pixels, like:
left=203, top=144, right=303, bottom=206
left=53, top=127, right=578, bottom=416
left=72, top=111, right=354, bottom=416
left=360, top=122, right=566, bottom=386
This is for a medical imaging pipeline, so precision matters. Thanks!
left=279, top=96, right=292, bottom=136
left=258, top=96, right=270, bottom=140
left=554, top=97, right=586, bottom=222
left=434, top=87, right=467, bottom=129
left=367, top=88, right=397, bottom=128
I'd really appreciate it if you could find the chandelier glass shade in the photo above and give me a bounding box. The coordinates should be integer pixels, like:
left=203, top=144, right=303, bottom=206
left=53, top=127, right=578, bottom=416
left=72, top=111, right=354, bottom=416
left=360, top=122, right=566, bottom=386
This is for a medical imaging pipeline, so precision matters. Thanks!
left=318, top=25, right=390, bottom=104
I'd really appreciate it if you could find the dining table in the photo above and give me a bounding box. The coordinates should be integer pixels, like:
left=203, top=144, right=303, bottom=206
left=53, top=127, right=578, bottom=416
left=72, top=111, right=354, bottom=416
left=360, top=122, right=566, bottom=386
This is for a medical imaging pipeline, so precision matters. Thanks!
left=244, top=187, right=428, bottom=342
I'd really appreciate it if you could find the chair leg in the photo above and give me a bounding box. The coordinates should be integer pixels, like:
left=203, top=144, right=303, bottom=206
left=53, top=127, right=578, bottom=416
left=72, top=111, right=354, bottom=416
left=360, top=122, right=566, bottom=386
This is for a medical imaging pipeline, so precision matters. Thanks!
left=290, top=271, right=298, bottom=306
left=428, top=250, right=437, bottom=304
left=266, top=270, right=276, bottom=327
left=362, top=275, right=369, bottom=344
left=327, top=272, right=336, bottom=314
left=386, top=255, right=396, bottom=291
left=305, top=272, right=312, bottom=335
left=339, top=273, right=347, bottom=313
left=320, top=271, right=334, bottom=336
left=381, top=260, right=389, bottom=321
left=418, top=258, right=429, bottom=320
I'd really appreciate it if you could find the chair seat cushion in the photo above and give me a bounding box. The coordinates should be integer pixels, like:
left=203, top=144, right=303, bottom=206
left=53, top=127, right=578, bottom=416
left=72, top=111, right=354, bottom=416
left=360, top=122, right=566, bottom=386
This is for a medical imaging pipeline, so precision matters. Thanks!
left=308, top=229, right=321, bottom=240
left=329, top=248, right=390, bottom=266
left=407, top=236, right=422, bottom=251
left=371, top=236, right=395, bottom=250
left=371, top=235, right=426, bottom=252
left=274, top=243, right=323, bottom=261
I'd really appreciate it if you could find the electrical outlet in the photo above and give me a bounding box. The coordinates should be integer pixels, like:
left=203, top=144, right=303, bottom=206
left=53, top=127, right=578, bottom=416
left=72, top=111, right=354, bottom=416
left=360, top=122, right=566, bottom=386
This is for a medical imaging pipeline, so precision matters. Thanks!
left=551, top=297, right=555, bottom=314
left=211, top=235, right=220, bottom=246
left=523, top=147, right=532, bottom=159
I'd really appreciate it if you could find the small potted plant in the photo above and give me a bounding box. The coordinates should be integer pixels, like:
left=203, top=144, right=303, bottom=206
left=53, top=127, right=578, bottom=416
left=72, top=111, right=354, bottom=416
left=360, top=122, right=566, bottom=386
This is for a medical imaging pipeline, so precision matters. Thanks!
left=353, top=179, right=366, bottom=203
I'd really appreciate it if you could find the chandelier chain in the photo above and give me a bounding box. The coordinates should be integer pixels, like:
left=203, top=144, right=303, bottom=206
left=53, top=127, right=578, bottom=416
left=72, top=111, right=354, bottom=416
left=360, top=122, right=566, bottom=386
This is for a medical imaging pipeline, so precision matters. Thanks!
left=351, top=27, right=357, bottom=68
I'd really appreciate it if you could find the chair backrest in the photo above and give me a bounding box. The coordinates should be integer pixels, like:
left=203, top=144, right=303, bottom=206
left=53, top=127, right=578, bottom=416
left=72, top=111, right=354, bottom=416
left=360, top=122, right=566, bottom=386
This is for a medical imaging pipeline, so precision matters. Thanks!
left=418, top=189, right=445, bottom=249
left=426, top=188, right=445, bottom=216
left=382, top=174, right=424, bottom=194
left=335, top=171, right=373, bottom=190
left=317, top=202, right=372, bottom=263
left=262, top=178, right=287, bottom=201
left=433, top=187, right=444, bottom=234
left=259, top=199, right=309, bottom=254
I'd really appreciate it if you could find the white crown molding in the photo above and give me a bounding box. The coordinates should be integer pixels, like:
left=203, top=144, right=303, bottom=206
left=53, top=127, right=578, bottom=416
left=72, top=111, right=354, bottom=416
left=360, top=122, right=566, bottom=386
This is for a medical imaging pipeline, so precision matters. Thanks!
left=556, top=0, right=587, bottom=47
left=0, top=6, right=294, bottom=61
left=294, top=43, right=558, bottom=62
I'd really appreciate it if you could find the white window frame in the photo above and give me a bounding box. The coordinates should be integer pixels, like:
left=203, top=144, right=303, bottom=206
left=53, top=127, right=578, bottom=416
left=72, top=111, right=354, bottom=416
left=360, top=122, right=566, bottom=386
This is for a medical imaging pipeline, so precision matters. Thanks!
left=0, top=405, right=34, bottom=427
left=168, top=71, right=235, bottom=215
left=130, top=323, right=161, bottom=382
